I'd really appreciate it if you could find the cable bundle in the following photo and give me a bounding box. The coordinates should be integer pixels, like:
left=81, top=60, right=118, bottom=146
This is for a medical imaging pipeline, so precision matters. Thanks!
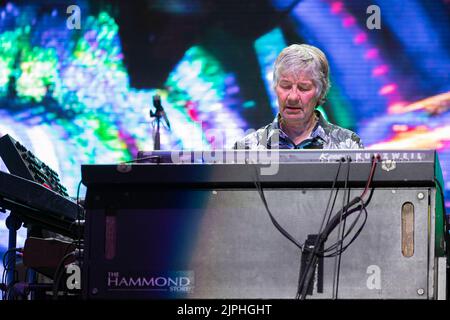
left=253, top=154, right=380, bottom=299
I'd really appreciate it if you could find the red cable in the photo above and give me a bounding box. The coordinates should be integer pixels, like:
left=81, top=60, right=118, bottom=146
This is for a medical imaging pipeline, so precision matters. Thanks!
left=361, top=154, right=380, bottom=199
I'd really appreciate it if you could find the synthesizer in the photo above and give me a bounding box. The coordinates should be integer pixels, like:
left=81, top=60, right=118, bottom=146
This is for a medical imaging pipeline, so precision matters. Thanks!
left=82, top=149, right=439, bottom=188
left=0, top=170, right=83, bottom=238
left=0, top=134, right=69, bottom=196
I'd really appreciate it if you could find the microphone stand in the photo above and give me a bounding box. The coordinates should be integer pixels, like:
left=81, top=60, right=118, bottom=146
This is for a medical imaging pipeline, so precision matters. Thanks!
left=150, top=96, right=165, bottom=151
left=150, top=95, right=172, bottom=151
left=151, top=112, right=161, bottom=151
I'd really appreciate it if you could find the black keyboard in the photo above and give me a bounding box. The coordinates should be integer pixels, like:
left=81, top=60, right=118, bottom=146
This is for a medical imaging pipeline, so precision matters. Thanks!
left=0, top=170, right=83, bottom=238
left=82, top=150, right=438, bottom=188
left=0, top=134, right=69, bottom=196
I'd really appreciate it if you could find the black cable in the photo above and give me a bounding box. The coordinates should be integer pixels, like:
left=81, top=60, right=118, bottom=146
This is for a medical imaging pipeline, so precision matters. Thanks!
left=324, top=188, right=341, bottom=233
left=296, top=158, right=344, bottom=299
left=296, top=161, right=343, bottom=299
left=2, top=255, right=10, bottom=288
left=327, top=202, right=369, bottom=256
left=60, top=179, right=87, bottom=300
left=5, top=280, right=17, bottom=300
left=297, top=155, right=379, bottom=299
left=297, top=197, right=361, bottom=299
left=2, top=249, right=22, bottom=300
left=76, top=180, right=83, bottom=249
left=332, top=156, right=352, bottom=299
left=75, top=180, right=84, bottom=274
left=56, top=180, right=84, bottom=300
left=316, top=157, right=378, bottom=256
left=1, top=256, right=9, bottom=299
left=2, top=248, right=22, bottom=269
left=252, top=165, right=303, bottom=251
left=0, top=254, right=9, bottom=300
left=321, top=208, right=365, bottom=255
left=320, top=198, right=370, bottom=256
left=2, top=248, right=22, bottom=291
left=317, top=188, right=341, bottom=256
left=320, top=182, right=377, bottom=253
left=121, top=155, right=162, bottom=164
left=53, top=175, right=85, bottom=299
left=52, top=252, right=76, bottom=300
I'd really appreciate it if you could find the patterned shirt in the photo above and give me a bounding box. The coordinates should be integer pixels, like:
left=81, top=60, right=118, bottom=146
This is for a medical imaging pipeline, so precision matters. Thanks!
left=233, top=110, right=363, bottom=150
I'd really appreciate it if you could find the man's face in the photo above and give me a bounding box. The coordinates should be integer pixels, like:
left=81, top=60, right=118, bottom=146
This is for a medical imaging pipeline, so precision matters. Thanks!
left=275, top=72, right=317, bottom=125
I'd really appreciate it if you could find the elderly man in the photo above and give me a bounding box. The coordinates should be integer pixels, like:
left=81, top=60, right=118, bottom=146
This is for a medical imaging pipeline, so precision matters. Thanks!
left=234, top=44, right=363, bottom=149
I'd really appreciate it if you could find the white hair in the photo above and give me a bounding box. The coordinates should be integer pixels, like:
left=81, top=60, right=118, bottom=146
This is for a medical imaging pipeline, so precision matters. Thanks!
left=273, top=44, right=331, bottom=106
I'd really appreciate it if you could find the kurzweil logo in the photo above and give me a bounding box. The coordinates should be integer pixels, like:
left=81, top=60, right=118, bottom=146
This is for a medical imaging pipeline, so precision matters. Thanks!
left=107, top=271, right=194, bottom=293
left=319, top=152, right=426, bottom=162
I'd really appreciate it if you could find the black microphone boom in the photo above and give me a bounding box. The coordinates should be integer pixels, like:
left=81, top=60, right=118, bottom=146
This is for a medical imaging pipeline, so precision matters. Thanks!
left=150, top=94, right=171, bottom=150
left=152, top=94, right=171, bottom=130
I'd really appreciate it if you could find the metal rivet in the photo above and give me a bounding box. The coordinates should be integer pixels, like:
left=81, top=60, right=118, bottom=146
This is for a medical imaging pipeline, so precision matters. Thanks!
left=212, top=190, right=217, bottom=195
left=417, top=288, right=425, bottom=295
left=392, top=190, right=396, bottom=194
left=417, top=192, right=425, bottom=200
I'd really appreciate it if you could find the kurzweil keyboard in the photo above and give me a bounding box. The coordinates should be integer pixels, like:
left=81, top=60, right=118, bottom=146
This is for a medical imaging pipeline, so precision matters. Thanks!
left=81, top=150, right=440, bottom=188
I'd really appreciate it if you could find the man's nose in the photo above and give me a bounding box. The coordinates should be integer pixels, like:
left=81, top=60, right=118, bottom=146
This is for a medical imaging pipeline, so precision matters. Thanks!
left=287, top=88, right=300, bottom=103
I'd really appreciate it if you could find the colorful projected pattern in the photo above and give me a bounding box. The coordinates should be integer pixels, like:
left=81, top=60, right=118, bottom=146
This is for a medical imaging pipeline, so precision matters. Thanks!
left=164, top=46, right=247, bottom=149
left=254, top=28, right=287, bottom=114
left=0, top=3, right=248, bottom=195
